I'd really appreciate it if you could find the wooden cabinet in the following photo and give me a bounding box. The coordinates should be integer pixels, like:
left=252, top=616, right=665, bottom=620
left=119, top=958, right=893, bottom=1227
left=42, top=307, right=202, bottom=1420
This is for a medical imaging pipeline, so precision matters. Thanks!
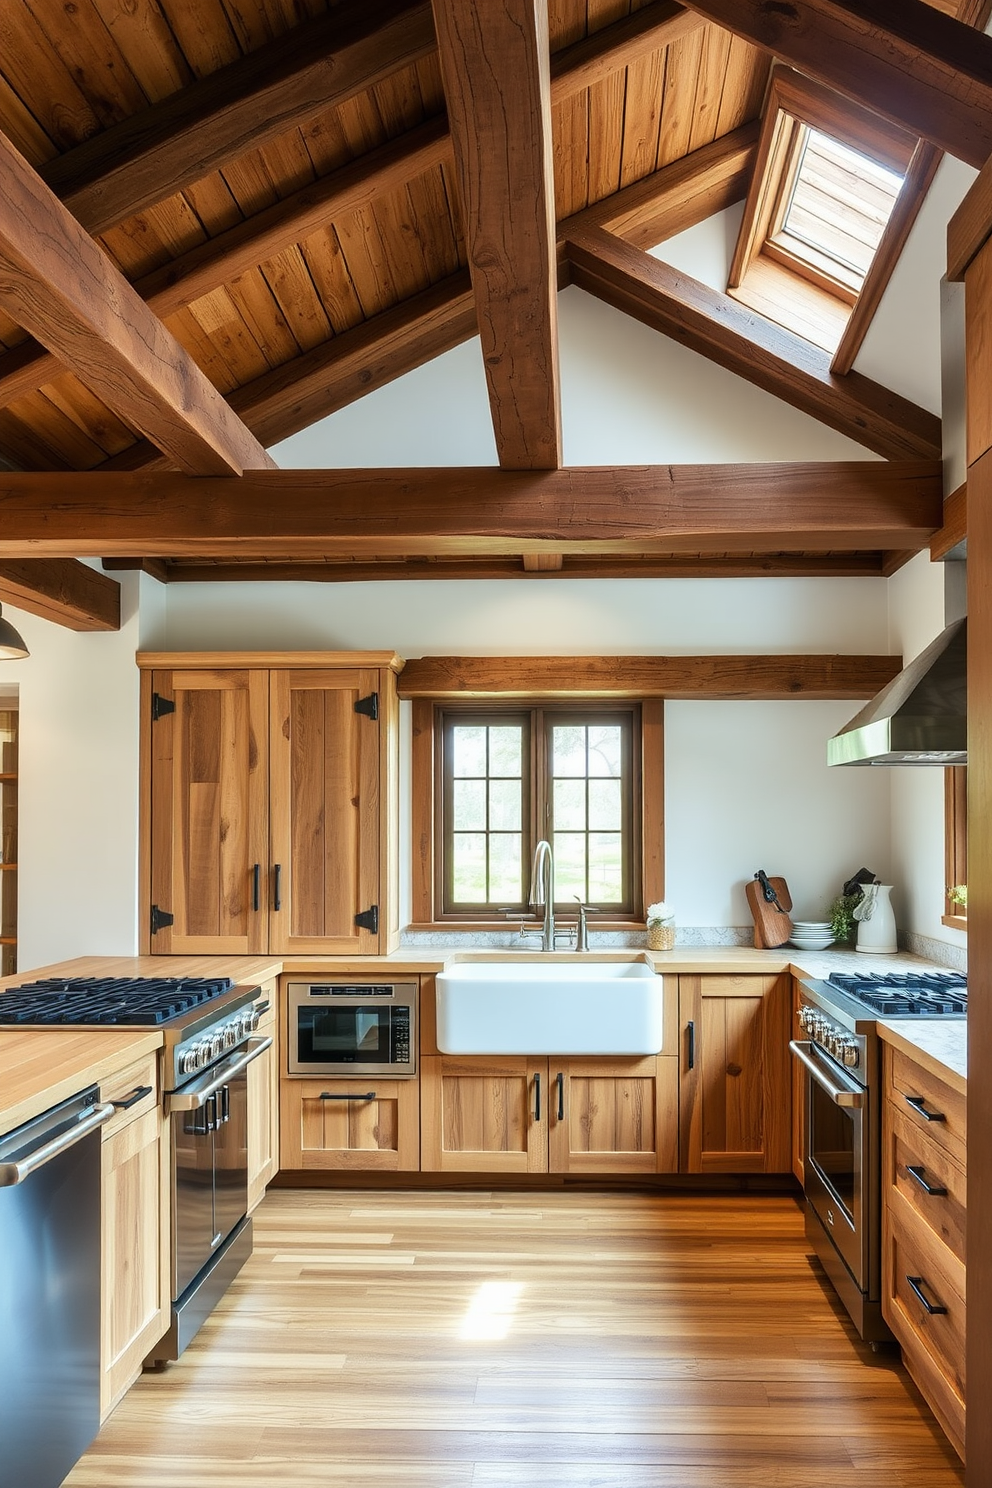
left=247, top=983, right=279, bottom=1210
left=281, top=1077, right=420, bottom=1171
left=420, top=1056, right=548, bottom=1173
left=140, top=652, right=400, bottom=955
left=98, top=1053, right=168, bottom=1421
left=678, top=973, right=792, bottom=1174
left=547, top=1058, right=679, bottom=1176
left=882, top=1042, right=966, bottom=1461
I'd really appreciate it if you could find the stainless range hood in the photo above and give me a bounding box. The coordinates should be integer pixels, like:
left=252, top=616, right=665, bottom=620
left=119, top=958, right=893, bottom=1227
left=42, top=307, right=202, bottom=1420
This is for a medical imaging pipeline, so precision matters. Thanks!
left=827, top=619, right=966, bottom=766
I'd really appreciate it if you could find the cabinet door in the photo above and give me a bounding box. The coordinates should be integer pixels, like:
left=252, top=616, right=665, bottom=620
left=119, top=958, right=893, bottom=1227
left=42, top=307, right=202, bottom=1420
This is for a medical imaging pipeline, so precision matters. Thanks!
left=420, top=1057, right=547, bottom=1173
left=268, top=669, right=381, bottom=954
left=547, top=1057, right=679, bottom=1175
left=679, top=974, right=792, bottom=1174
left=101, top=1106, right=168, bottom=1419
left=148, top=668, right=269, bottom=953
left=280, top=1078, right=420, bottom=1171
left=247, top=999, right=278, bottom=1210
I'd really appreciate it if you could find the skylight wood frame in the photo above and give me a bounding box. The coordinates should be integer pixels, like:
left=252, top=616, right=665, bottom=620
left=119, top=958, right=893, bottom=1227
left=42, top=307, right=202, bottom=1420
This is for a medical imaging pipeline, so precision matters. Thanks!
left=728, top=68, right=918, bottom=354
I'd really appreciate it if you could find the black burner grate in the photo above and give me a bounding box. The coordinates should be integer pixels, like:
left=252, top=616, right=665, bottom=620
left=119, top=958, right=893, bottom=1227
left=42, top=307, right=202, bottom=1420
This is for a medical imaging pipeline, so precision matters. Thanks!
left=0, top=976, right=234, bottom=1025
left=827, top=970, right=967, bottom=1016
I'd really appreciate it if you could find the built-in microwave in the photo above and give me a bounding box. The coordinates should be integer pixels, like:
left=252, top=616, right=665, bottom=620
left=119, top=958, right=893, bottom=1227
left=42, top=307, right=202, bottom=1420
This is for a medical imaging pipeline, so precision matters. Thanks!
left=286, top=981, right=417, bottom=1077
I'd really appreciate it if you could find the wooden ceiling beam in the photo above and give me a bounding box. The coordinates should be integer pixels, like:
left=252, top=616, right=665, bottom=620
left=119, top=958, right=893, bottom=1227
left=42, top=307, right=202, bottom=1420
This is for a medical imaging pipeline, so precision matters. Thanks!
left=432, top=0, right=561, bottom=469
left=124, top=552, right=888, bottom=582
left=0, top=559, right=119, bottom=631
left=563, top=225, right=942, bottom=463
left=397, top=653, right=904, bottom=699
left=0, top=463, right=942, bottom=558
left=41, top=0, right=437, bottom=238
left=680, top=0, right=992, bottom=168
left=0, top=130, right=274, bottom=476
left=931, top=481, right=967, bottom=560
left=0, top=2, right=698, bottom=415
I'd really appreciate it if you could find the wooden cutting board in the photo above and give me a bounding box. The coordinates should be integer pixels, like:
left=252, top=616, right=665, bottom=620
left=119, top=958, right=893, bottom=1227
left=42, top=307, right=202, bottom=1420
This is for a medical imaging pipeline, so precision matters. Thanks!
left=745, top=875, right=793, bottom=948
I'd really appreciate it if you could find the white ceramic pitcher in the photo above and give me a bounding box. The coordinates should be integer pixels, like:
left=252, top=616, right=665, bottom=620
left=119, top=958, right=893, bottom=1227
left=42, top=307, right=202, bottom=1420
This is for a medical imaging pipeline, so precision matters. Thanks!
left=853, top=883, right=897, bottom=954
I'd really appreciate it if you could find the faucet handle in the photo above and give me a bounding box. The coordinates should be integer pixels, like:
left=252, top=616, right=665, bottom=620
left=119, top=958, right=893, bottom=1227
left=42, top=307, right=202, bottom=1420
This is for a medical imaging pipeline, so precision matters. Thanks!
left=573, top=897, right=594, bottom=951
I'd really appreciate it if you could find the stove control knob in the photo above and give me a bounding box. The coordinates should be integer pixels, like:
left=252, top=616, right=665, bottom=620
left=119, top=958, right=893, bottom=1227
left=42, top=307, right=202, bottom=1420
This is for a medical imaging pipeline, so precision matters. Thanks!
left=841, top=1042, right=860, bottom=1068
left=179, top=1048, right=197, bottom=1075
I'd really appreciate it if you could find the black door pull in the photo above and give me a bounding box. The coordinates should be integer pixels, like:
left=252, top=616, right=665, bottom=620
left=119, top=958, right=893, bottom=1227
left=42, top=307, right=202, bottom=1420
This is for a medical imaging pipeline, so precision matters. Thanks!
left=273, top=863, right=282, bottom=911
left=111, top=1085, right=153, bottom=1110
left=534, top=1072, right=541, bottom=1122
left=687, top=1020, right=696, bottom=1070
left=319, top=1091, right=376, bottom=1102
left=905, top=1094, right=946, bottom=1122
left=906, top=1164, right=948, bottom=1197
left=906, top=1275, right=948, bottom=1315
left=556, top=1071, right=565, bottom=1122
left=252, top=863, right=260, bottom=912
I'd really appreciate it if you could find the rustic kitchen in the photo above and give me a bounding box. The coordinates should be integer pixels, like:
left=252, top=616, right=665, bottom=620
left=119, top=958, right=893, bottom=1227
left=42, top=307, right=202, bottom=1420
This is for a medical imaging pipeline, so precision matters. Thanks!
left=0, top=1, right=990, bottom=1485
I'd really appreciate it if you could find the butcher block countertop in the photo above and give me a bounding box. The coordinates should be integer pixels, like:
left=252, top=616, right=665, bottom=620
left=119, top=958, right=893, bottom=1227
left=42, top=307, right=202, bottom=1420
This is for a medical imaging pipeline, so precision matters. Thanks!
left=0, top=1027, right=163, bottom=1136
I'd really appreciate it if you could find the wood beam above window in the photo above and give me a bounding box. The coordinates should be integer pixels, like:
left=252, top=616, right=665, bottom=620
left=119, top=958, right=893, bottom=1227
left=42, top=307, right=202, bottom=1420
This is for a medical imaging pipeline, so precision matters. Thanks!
left=0, top=462, right=941, bottom=558
left=681, top=0, right=992, bottom=168
left=432, top=0, right=561, bottom=469
left=0, top=131, right=274, bottom=477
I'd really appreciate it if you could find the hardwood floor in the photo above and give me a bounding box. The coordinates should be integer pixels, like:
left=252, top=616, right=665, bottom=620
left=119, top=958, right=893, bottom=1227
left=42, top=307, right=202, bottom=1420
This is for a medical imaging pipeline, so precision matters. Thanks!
left=66, top=1188, right=963, bottom=1487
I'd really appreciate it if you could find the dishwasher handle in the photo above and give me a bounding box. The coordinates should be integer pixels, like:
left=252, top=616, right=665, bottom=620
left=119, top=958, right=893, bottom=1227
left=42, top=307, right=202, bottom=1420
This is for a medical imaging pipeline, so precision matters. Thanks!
left=0, top=1101, right=115, bottom=1187
left=789, top=1040, right=865, bottom=1108
left=166, top=1036, right=273, bottom=1112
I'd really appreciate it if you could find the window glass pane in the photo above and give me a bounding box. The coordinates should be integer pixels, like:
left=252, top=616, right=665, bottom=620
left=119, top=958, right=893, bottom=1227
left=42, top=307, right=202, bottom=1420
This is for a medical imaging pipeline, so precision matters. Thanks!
left=453, top=779, right=487, bottom=831
left=452, top=725, right=487, bottom=778
left=489, top=779, right=521, bottom=831
left=452, top=833, right=488, bottom=901
left=588, top=833, right=623, bottom=901
left=489, top=726, right=522, bottom=777
left=489, top=834, right=522, bottom=901
left=554, top=778, right=586, bottom=831
left=554, top=832, right=587, bottom=900
left=587, top=725, right=622, bottom=777
left=588, top=778, right=621, bottom=831
left=552, top=725, right=586, bottom=777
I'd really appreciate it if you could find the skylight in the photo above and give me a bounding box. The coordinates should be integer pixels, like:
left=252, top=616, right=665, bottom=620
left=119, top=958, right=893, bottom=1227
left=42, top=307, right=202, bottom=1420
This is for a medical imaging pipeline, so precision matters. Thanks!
left=772, top=128, right=905, bottom=294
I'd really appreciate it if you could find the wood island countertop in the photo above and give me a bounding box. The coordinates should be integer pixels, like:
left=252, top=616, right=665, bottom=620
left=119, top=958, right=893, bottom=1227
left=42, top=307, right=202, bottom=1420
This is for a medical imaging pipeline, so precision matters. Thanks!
left=0, top=1027, right=164, bottom=1135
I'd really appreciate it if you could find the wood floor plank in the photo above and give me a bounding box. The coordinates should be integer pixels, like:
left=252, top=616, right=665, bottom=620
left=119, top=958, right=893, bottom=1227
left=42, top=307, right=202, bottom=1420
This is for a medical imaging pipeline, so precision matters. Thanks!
left=65, top=1188, right=964, bottom=1487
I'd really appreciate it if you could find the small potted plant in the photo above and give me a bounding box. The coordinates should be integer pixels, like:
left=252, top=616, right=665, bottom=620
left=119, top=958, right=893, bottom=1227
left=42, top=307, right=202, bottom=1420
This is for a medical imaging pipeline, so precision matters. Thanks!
left=947, top=884, right=967, bottom=916
left=646, top=901, right=676, bottom=951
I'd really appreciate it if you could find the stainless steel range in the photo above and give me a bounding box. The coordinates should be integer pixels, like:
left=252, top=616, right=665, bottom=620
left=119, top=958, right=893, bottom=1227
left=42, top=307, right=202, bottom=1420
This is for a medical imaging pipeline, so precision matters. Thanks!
left=791, top=969, right=966, bottom=1342
left=0, top=974, right=271, bottom=1362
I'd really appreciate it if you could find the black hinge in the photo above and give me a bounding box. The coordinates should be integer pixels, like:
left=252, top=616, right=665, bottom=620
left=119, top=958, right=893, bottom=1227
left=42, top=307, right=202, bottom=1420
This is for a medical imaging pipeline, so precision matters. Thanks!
left=150, top=904, right=175, bottom=935
left=152, top=693, right=176, bottom=721
left=354, top=692, right=378, bottom=720
left=355, top=904, right=379, bottom=934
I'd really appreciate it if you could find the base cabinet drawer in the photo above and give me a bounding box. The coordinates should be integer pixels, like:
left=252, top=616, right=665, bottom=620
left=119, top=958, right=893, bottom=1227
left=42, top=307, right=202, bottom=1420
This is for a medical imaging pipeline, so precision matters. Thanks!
left=280, top=1078, right=420, bottom=1171
left=885, top=1102, right=966, bottom=1275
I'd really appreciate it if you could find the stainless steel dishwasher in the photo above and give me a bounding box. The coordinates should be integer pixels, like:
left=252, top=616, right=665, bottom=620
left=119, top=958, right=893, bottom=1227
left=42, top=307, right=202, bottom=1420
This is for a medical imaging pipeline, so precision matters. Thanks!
left=0, top=1085, right=114, bottom=1488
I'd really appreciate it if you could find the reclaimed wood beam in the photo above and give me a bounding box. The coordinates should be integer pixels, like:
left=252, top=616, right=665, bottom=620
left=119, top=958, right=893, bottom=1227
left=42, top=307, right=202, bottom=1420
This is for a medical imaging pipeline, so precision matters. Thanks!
left=41, top=0, right=437, bottom=238
left=432, top=0, right=560, bottom=468
left=680, top=0, right=992, bottom=168
left=397, top=653, right=904, bottom=699
left=0, top=130, right=274, bottom=476
left=563, top=225, right=942, bottom=462
left=0, top=559, right=119, bottom=631
left=0, top=2, right=697, bottom=414
left=0, top=463, right=942, bottom=558
left=931, top=481, right=968, bottom=560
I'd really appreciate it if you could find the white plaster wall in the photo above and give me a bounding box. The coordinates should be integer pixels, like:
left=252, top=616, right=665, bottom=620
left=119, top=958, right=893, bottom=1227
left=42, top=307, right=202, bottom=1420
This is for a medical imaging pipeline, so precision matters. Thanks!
left=0, top=571, right=148, bottom=972
left=886, top=553, right=967, bottom=956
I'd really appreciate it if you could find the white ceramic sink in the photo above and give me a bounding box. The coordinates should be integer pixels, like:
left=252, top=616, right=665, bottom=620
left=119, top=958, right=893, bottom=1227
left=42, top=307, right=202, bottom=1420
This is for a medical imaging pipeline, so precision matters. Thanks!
left=435, top=956, right=664, bottom=1055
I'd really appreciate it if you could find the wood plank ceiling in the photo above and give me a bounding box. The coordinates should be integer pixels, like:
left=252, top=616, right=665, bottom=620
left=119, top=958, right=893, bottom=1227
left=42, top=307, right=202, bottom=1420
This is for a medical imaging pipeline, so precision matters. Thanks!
left=0, top=0, right=967, bottom=602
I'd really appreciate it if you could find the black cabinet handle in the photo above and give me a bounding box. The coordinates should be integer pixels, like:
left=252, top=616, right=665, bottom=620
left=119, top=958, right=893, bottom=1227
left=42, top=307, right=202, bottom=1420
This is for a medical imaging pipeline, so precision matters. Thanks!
left=319, top=1091, right=375, bottom=1102
left=273, top=863, right=282, bottom=911
left=111, top=1084, right=153, bottom=1110
left=556, top=1071, right=565, bottom=1122
left=687, top=1020, right=695, bottom=1071
left=905, top=1094, right=946, bottom=1122
left=534, top=1072, right=541, bottom=1122
left=252, top=863, right=260, bottom=912
left=906, top=1275, right=948, bottom=1315
left=906, top=1163, right=948, bottom=1197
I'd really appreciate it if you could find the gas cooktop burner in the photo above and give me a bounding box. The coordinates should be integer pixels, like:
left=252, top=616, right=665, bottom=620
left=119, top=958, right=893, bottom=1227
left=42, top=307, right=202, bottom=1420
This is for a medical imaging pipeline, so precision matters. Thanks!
left=826, top=970, right=967, bottom=1016
left=0, top=975, right=235, bottom=1026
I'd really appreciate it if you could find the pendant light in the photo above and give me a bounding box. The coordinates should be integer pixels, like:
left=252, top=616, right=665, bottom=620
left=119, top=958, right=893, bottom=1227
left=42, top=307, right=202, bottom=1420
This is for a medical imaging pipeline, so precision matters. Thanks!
left=0, top=605, right=29, bottom=659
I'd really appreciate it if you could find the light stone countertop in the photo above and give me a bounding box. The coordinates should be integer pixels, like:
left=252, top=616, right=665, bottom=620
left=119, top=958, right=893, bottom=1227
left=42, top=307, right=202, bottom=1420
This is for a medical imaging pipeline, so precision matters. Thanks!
left=877, top=1019, right=967, bottom=1093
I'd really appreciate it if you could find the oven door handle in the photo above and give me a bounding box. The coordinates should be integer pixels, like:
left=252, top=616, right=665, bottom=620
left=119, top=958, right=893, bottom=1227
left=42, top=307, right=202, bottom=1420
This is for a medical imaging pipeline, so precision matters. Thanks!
left=166, top=1037, right=273, bottom=1112
left=789, top=1040, right=865, bottom=1108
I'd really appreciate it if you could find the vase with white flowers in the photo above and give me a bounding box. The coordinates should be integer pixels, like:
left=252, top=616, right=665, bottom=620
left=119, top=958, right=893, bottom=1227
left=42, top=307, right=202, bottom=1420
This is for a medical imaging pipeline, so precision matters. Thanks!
left=645, top=900, right=676, bottom=951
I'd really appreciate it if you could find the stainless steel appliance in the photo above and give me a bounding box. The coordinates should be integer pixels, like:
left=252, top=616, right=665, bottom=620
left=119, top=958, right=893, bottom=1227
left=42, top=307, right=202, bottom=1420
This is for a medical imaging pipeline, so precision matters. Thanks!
left=791, top=969, right=966, bottom=1342
left=0, top=974, right=271, bottom=1363
left=287, top=980, right=417, bottom=1076
left=0, top=1085, right=114, bottom=1488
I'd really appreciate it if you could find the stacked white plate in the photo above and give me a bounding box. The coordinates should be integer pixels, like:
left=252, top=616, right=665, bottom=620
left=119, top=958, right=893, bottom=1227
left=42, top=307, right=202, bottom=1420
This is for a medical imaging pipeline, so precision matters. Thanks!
left=790, top=919, right=834, bottom=950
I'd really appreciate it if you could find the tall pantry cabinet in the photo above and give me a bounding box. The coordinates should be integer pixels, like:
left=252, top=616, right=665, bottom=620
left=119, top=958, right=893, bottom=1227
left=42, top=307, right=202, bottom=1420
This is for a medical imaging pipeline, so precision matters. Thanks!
left=138, top=653, right=402, bottom=955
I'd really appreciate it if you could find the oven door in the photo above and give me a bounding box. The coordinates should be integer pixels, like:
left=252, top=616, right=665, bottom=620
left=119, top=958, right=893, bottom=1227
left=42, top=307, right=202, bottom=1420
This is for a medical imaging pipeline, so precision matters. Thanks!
left=790, top=1039, right=868, bottom=1290
left=289, top=990, right=416, bottom=1075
